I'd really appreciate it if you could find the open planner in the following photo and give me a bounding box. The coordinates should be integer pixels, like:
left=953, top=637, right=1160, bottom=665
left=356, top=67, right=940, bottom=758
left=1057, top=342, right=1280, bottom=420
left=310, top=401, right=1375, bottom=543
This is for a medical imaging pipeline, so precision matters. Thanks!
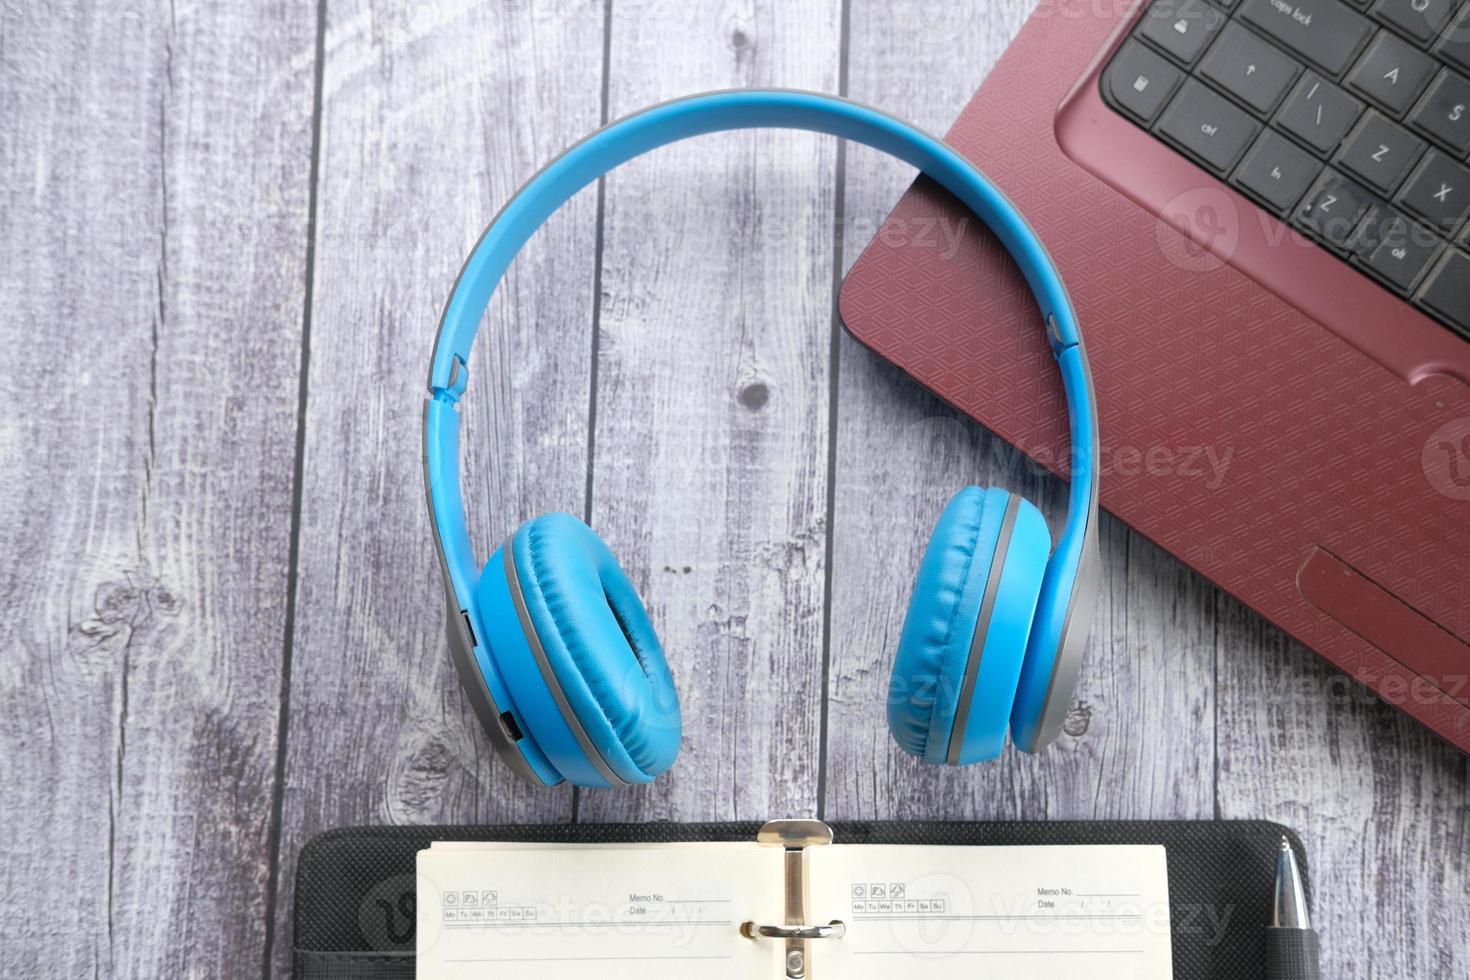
left=416, top=820, right=1173, bottom=979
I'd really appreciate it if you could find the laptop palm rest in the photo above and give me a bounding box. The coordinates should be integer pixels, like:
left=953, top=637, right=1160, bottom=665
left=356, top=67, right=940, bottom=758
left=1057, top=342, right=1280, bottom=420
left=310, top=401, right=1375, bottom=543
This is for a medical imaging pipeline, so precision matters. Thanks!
left=1298, top=547, right=1470, bottom=712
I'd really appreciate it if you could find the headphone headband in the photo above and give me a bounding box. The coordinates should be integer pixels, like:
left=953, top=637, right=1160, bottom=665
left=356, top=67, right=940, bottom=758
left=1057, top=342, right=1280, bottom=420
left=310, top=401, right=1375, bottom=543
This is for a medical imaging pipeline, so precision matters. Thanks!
left=425, top=90, right=1099, bottom=760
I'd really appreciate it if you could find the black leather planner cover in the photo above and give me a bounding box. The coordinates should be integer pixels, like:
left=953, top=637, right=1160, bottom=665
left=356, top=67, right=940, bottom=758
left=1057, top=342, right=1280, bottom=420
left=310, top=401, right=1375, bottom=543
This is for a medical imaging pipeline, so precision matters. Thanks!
left=292, top=820, right=1308, bottom=979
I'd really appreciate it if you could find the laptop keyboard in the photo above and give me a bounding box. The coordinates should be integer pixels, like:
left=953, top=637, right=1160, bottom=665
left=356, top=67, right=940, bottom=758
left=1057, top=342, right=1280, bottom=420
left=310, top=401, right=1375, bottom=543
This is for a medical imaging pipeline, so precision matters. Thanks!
left=1102, top=0, right=1470, bottom=339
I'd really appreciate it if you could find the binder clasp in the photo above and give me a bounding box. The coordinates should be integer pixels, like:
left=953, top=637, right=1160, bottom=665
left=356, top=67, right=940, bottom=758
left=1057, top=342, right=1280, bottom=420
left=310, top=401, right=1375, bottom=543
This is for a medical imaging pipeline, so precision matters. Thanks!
left=742, top=921, right=846, bottom=941
left=745, top=820, right=841, bottom=980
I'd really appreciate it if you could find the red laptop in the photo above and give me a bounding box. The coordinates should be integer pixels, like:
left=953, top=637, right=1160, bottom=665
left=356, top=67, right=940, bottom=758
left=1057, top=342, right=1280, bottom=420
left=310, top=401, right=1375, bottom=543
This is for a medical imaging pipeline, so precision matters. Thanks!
left=840, top=0, right=1470, bottom=751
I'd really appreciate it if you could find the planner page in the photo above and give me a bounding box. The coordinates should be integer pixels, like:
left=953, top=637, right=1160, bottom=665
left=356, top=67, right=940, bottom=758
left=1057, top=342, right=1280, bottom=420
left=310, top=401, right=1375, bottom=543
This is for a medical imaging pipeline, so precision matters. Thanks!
left=808, top=843, right=1173, bottom=979
left=416, top=842, right=782, bottom=979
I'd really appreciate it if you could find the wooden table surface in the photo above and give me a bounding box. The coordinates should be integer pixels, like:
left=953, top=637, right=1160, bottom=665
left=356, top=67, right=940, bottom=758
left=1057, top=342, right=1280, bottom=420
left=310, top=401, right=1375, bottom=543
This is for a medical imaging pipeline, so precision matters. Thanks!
left=3, top=1, right=1466, bottom=976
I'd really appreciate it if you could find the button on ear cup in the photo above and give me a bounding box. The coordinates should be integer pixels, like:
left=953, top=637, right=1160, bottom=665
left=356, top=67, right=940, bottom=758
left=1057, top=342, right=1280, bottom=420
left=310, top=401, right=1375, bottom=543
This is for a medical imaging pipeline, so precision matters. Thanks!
left=888, top=487, right=1052, bottom=765
left=480, top=513, right=681, bottom=786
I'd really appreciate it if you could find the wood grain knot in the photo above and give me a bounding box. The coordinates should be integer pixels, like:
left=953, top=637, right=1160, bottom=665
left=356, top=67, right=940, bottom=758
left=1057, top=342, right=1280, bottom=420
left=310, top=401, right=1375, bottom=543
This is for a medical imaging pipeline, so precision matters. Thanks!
left=739, top=382, right=770, bottom=411
left=77, top=574, right=181, bottom=643
left=1062, top=701, right=1092, bottom=738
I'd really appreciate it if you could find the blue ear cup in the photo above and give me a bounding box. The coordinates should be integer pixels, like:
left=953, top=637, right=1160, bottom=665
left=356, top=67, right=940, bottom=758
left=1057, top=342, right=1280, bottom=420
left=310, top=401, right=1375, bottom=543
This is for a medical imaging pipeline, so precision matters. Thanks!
left=473, top=513, right=681, bottom=787
left=889, top=487, right=1052, bottom=765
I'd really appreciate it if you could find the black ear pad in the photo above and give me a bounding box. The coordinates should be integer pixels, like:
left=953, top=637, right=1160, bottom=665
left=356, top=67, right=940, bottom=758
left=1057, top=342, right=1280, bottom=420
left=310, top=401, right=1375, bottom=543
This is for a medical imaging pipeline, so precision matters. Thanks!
left=503, top=513, right=682, bottom=784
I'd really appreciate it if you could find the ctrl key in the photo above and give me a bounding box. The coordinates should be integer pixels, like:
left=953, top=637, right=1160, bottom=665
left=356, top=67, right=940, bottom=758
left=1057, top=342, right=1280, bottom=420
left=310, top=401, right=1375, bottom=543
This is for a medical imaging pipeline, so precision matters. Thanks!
left=1106, top=41, right=1183, bottom=124
left=1418, top=250, right=1470, bottom=335
left=1158, top=80, right=1260, bottom=174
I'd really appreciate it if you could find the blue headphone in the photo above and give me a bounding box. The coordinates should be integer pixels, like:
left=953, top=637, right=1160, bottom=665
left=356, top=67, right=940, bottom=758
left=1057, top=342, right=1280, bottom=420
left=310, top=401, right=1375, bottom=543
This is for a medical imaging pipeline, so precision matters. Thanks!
left=424, top=90, right=1101, bottom=788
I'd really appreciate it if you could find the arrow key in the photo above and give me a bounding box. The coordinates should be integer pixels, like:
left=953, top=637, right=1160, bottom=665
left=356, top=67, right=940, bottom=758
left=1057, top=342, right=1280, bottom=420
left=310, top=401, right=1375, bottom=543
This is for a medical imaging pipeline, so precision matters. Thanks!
left=1200, top=23, right=1302, bottom=114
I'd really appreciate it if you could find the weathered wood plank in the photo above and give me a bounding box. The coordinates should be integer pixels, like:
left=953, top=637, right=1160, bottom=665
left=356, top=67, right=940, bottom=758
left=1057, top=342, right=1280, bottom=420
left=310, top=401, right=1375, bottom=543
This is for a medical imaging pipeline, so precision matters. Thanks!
left=0, top=1, right=316, bottom=975
left=268, top=0, right=608, bottom=970
left=2, top=5, right=1463, bottom=976
left=823, top=0, right=1217, bottom=820
left=575, top=0, right=843, bottom=822
left=1215, top=597, right=1470, bottom=979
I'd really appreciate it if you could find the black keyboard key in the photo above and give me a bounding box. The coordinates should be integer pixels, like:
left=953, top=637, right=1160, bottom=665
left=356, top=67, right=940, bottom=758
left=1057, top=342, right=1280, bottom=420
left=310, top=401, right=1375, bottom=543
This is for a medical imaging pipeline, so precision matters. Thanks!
left=1337, top=111, right=1427, bottom=193
left=1398, top=150, right=1470, bottom=231
left=1107, top=40, right=1186, bottom=123
left=1200, top=22, right=1303, bottom=113
left=1418, top=250, right=1470, bottom=332
left=1141, top=0, right=1227, bottom=65
left=1102, top=2, right=1470, bottom=334
left=1372, top=0, right=1460, bottom=45
left=1411, top=69, right=1470, bottom=153
left=1240, top=0, right=1374, bottom=75
left=1296, top=169, right=1381, bottom=246
left=1234, top=130, right=1325, bottom=210
left=1347, top=31, right=1438, bottom=114
left=1355, top=211, right=1444, bottom=291
left=1158, top=80, right=1262, bottom=171
left=1277, top=72, right=1366, bottom=155
left=1438, top=7, right=1470, bottom=73
left=1353, top=203, right=1428, bottom=250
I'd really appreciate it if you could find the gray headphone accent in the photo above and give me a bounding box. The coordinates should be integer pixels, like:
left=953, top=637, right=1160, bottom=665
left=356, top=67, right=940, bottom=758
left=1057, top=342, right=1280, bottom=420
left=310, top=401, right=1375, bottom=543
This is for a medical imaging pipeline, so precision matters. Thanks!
left=421, top=404, right=540, bottom=783
left=1024, top=330, right=1103, bottom=753
left=502, top=541, right=630, bottom=787
left=945, top=494, right=1023, bottom=765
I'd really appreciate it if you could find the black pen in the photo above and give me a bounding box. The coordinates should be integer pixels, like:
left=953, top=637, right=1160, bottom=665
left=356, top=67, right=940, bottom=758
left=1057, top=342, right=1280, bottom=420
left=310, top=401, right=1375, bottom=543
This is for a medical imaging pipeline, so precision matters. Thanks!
left=1267, top=837, right=1321, bottom=980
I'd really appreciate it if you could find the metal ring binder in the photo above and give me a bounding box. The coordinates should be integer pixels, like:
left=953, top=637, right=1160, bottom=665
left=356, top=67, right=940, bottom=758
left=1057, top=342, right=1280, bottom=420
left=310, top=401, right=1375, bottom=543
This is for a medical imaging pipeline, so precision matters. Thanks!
left=742, top=920, right=847, bottom=941
left=754, top=819, right=839, bottom=979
